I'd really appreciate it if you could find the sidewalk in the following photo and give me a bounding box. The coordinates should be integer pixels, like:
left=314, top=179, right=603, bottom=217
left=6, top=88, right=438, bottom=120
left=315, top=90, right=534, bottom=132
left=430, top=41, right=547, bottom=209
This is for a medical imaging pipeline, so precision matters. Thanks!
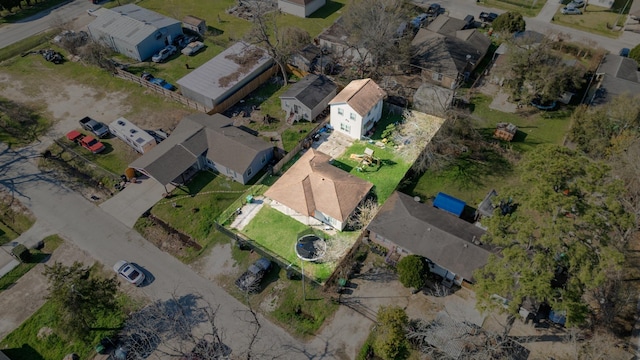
left=0, top=222, right=56, bottom=278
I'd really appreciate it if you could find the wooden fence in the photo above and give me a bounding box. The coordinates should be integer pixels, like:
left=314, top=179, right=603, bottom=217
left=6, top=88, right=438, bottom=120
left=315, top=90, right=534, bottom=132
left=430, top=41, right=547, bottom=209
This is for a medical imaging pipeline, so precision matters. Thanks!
left=206, top=64, right=279, bottom=115
left=113, top=69, right=211, bottom=113
left=271, top=117, right=330, bottom=174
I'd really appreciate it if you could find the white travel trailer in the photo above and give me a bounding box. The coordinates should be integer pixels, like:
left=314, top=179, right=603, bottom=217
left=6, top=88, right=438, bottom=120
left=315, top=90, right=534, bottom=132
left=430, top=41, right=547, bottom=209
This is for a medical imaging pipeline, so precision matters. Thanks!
left=109, top=117, right=156, bottom=154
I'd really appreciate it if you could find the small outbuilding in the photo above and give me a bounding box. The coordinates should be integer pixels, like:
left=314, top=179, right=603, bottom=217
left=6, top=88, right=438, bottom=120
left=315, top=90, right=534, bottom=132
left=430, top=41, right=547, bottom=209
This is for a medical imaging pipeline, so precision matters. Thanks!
left=176, top=41, right=275, bottom=113
left=280, top=74, right=337, bottom=123
left=182, top=15, right=206, bottom=36
left=278, top=0, right=326, bottom=18
left=494, top=122, right=517, bottom=142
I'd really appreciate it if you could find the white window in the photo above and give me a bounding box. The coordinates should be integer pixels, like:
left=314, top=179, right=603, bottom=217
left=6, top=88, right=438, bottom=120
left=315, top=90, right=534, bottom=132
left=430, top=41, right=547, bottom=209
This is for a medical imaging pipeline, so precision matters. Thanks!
left=340, top=123, right=351, bottom=132
left=338, top=108, right=344, bottom=115
left=350, top=112, right=356, bottom=120
left=247, top=168, right=252, bottom=176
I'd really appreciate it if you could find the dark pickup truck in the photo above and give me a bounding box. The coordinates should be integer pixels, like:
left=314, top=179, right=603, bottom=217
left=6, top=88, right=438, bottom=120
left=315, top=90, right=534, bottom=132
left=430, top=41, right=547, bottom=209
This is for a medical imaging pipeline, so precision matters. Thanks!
left=479, top=12, right=499, bottom=23
left=235, top=258, right=271, bottom=293
left=79, top=116, right=109, bottom=138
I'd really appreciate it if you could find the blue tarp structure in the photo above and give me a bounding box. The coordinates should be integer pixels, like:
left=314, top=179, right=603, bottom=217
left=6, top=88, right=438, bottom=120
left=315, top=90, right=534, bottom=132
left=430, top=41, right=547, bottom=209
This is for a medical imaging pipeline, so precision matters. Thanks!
left=549, top=310, right=566, bottom=326
left=433, top=192, right=466, bottom=217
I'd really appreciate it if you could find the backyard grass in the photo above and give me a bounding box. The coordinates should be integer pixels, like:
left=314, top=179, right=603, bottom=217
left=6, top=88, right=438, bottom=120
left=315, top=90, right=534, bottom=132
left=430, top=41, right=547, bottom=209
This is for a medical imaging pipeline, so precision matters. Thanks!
left=0, top=235, right=63, bottom=292
left=0, top=205, right=35, bottom=246
left=479, top=0, right=547, bottom=18
left=242, top=205, right=337, bottom=282
left=334, top=143, right=412, bottom=204
left=151, top=171, right=251, bottom=242
left=0, top=293, right=135, bottom=360
left=405, top=93, right=573, bottom=205
left=552, top=3, right=627, bottom=38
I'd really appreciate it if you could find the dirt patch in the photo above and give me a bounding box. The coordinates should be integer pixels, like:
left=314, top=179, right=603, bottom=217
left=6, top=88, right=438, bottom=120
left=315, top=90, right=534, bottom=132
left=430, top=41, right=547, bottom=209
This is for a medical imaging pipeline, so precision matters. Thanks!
left=135, top=215, right=200, bottom=261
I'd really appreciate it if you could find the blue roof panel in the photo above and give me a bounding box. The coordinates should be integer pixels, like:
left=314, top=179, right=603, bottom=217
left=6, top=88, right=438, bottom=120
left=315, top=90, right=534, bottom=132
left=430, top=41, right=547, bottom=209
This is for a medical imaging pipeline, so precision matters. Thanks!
left=433, top=192, right=466, bottom=217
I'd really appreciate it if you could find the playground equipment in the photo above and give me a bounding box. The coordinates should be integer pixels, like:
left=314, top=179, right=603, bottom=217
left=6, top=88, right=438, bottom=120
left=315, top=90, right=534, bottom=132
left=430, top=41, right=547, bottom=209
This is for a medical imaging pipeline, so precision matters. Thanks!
left=349, top=148, right=381, bottom=172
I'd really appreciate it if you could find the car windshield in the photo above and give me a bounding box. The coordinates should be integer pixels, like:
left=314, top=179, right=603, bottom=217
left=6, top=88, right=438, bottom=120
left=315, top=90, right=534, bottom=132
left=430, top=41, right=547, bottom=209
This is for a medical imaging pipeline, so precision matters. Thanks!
left=93, top=123, right=104, bottom=131
left=87, top=139, right=98, bottom=146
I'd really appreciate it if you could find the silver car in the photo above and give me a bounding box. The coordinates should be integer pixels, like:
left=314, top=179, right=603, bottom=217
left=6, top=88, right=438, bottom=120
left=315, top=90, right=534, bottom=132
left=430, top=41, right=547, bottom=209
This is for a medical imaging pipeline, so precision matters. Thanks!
left=113, top=260, right=145, bottom=286
left=561, top=7, right=582, bottom=14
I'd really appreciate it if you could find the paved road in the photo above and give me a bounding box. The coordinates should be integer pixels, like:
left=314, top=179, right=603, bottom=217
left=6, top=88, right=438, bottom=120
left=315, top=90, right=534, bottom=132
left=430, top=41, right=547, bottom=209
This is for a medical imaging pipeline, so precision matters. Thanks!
left=413, top=0, right=640, bottom=53
left=0, top=143, right=329, bottom=359
left=0, top=0, right=93, bottom=49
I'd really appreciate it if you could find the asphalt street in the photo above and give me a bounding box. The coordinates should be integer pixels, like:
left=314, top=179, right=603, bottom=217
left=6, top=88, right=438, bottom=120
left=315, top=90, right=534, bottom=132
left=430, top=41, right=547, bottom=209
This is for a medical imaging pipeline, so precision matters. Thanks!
left=0, top=0, right=95, bottom=49
left=0, top=143, right=323, bottom=359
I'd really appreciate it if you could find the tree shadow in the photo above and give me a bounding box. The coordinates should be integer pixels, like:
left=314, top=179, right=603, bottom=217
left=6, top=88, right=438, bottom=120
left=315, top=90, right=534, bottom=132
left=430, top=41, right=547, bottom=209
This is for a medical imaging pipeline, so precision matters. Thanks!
left=330, top=159, right=353, bottom=173
left=2, top=343, right=44, bottom=360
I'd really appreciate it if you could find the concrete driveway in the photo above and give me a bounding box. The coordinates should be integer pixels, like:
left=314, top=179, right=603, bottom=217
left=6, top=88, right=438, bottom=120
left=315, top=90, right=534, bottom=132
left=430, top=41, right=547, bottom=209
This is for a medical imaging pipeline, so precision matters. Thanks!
left=99, top=176, right=172, bottom=228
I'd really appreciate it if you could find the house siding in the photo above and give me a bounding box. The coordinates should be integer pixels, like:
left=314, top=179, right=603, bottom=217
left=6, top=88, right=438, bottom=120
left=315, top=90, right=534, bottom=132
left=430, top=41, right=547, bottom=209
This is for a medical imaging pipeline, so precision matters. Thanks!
left=421, top=69, right=457, bottom=90
left=281, top=86, right=336, bottom=122
left=278, top=0, right=326, bottom=17
left=205, top=147, right=272, bottom=185
left=330, top=100, right=383, bottom=139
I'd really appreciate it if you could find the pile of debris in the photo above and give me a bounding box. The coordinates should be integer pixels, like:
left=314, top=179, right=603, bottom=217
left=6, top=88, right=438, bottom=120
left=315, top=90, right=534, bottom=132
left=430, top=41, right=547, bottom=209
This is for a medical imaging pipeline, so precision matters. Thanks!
left=39, top=49, right=64, bottom=64
left=226, top=0, right=276, bottom=21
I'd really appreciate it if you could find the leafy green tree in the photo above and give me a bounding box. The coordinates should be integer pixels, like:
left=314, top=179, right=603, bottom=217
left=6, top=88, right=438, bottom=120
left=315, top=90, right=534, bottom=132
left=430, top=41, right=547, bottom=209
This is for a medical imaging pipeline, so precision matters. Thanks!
left=373, top=306, right=409, bottom=360
left=492, top=12, right=526, bottom=33
left=569, top=95, right=640, bottom=159
left=474, top=145, right=632, bottom=327
left=44, top=261, right=119, bottom=339
left=497, top=36, right=584, bottom=103
left=396, top=254, right=427, bottom=289
left=629, top=43, right=640, bottom=64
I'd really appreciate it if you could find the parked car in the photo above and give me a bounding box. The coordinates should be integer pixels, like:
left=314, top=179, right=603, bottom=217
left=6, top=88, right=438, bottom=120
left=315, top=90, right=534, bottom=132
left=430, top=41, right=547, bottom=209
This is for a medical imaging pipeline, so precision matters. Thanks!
left=568, top=0, right=586, bottom=7
left=427, top=3, right=442, bottom=15
left=141, top=72, right=154, bottom=81
left=561, top=7, right=582, bottom=14
left=620, top=48, right=631, bottom=57
left=79, top=116, right=109, bottom=138
left=151, top=45, right=177, bottom=63
left=235, top=258, right=271, bottom=293
left=463, top=15, right=475, bottom=29
left=149, top=77, right=176, bottom=91
left=479, top=12, right=499, bottom=23
left=66, top=130, right=105, bottom=154
left=181, top=41, right=205, bottom=56
left=410, top=13, right=429, bottom=28
left=113, top=260, right=145, bottom=286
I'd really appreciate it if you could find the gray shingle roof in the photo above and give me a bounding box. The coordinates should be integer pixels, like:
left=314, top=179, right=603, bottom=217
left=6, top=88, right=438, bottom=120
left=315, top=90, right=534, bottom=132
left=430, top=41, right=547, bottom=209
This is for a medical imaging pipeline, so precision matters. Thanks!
left=89, top=4, right=179, bottom=45
left=130, top=113, right=272, bottom=185
left=367, top=191, right=491, bottom=282
left=597, top=54, right=640, bottom=82
left=280, top=74, right=337, bottom=109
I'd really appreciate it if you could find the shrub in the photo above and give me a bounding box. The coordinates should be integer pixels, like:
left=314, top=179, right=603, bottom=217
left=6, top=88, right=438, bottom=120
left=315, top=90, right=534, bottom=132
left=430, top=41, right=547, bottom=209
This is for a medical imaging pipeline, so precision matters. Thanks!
left=493, top=12, right=526, bottom=33
left=11, top=244, right=31, bottom=262
left=629, top=44, right=640, bottom=64
left=396, top=255, right=426, bottom=289
left=373, top=306, right=409, bottom=360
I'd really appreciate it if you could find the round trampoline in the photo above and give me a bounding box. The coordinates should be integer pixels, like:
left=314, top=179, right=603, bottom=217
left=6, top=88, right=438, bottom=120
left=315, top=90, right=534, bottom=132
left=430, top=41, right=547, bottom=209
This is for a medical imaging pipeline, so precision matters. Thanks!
left=295, top=234, right=327, bottom=262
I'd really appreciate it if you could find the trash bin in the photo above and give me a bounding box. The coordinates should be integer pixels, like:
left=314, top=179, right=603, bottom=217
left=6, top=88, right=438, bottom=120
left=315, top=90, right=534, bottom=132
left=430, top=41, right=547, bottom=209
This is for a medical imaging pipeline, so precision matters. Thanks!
left=246, top=195, right=254, bottom=204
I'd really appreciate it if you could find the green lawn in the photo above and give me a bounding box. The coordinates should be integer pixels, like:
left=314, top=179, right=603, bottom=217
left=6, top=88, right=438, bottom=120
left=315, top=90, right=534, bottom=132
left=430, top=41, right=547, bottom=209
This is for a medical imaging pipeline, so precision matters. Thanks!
left=0, top=203, right=35, bottom=246
left=479, top=0, right=547, bottom=17
left=405, top=93, right=573, bottom=205
left=151, top=171, right=251, bottom=242
left=334, top=143, right=412, bottom=204
left=242, top=206, right=335, bottom=282
left=0, top=294, right=133, bottom=360
left=552, top=3, right=627, bottom=38
left=0, top=235, right=63, bottom=292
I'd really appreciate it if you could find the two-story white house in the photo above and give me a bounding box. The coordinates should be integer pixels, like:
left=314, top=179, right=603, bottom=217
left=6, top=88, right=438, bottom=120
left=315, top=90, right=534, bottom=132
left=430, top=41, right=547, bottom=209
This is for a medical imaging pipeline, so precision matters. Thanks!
left=329, top=78, right=387, bottom=140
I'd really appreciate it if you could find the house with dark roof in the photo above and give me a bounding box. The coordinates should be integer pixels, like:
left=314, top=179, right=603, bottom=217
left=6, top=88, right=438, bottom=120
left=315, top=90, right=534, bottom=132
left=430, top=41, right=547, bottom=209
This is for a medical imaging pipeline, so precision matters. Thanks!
left=317, top=17, right=373, bottom=65
left=288, top=44, right=333, bottom=74
left=589, top=54, right=640, bottom=105
left=265, top=149, right=373, bottom=230
left=129, top=113, right=273, bottom=186
left=411, top=15, right=491, bottom=89
left=278, top=0, right=326, bottom=17
left=329, top=78, right=387, bottom=139
left=367, top=191, right=492, bottom=286
left=279, top=74, right=337, bottom=123
left=87, top=4, right=182, bottom=61
left=176, top=41, right=275, bottom=113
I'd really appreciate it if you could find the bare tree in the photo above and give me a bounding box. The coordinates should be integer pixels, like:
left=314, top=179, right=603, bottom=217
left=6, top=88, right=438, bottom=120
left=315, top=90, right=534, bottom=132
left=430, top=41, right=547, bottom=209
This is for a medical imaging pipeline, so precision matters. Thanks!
left=120, top=294, right=235, bottom=360
left=246, top=1, right=310, bottom=85
left=392, top=109, right=447, bottom=167
left=346, top=198, right=380, bottom=231
left=79, top=39, right=117, bottom=72
left=341, top=0, right=407, bottom=76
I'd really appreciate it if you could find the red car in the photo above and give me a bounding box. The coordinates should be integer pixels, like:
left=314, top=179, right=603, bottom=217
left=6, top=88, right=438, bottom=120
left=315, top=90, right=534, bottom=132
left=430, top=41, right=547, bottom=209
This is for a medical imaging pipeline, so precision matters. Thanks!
left=66, top=130, right=105, bottom=154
